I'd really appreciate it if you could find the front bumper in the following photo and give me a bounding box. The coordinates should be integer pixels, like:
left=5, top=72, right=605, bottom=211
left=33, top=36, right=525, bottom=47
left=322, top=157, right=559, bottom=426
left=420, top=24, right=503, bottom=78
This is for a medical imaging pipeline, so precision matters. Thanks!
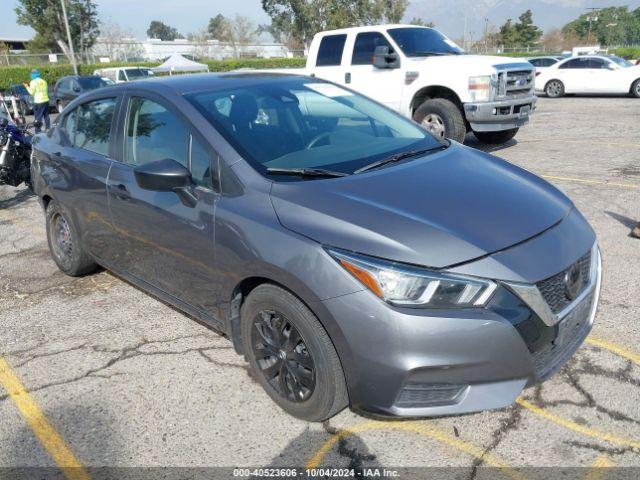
left=319, top=240, right=599, bottom=418
left=464, top=95, right=538, bottom=132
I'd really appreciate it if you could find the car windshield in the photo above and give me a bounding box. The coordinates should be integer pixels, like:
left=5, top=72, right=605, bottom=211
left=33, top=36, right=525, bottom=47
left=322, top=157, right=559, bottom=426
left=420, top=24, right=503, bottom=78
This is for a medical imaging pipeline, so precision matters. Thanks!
left=609, top=56, right=633, bottom=68
left=126, top=68, right=154, bottom=80
left=387, top=27, right=464, bottom=57
left=77, top=76, right=109, bottom=89
left=186, top=76, right=444, bottom=178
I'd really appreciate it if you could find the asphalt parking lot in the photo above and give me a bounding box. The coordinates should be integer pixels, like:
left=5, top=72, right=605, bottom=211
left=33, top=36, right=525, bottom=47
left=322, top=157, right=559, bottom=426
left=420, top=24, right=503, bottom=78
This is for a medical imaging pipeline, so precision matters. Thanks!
left=1, top=96, right=639, bottom=479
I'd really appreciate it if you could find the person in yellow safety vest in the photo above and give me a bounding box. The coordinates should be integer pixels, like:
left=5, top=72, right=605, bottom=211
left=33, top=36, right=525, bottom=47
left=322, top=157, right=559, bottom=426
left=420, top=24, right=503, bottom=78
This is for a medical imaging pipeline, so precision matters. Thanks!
left=23, top=69, right=50, bottom=133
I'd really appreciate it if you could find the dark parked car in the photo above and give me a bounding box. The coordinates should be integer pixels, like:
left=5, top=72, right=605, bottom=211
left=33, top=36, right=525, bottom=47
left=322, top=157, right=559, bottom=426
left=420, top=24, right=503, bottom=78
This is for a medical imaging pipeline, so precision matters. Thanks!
left=7, top=83, right=34, bottom=115
left=52, top=75, right=110, bottom=113
left=31, top=73, right=601, bottom=421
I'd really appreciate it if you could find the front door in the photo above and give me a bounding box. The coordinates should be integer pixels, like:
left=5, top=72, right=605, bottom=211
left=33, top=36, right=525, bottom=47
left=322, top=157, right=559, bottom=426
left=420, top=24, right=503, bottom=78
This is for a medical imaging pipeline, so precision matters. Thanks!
left=345, top=31, right=404, bottom=111
left=107, top=95, right=220, bottom=319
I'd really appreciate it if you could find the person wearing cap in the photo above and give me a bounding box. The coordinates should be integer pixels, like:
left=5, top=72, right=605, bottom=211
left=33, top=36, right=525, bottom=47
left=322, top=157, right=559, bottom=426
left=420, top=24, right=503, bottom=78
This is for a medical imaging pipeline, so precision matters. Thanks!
left=23, top=69, right=50, bottom=133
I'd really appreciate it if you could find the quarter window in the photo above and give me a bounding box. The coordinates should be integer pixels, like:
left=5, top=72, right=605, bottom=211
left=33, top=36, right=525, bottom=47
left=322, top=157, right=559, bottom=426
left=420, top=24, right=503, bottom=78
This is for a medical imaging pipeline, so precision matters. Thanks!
left=352, top=32, right=392, bottom=65
left=316, top=34, right=347, bottom=67
left=73, top=98, right=116, bottom=156
left=124, top=97, right=190, bottom=167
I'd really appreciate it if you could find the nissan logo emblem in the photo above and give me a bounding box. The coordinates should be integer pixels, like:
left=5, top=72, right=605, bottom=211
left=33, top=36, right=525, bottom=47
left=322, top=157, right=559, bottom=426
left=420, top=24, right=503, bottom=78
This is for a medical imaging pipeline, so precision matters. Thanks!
left=564, top=263, right=583, bottom=300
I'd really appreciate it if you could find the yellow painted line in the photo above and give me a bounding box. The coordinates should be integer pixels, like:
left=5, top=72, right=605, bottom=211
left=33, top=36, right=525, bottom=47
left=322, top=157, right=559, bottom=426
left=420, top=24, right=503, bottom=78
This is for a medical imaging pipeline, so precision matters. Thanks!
left=585, top=455, right=615, bottom=480
left=516, top=399, right=640, bottom=452
left=306, top=420, right=525, bottom=480
left=0, top=357, right=90, bottom=480
left=585, top=337, right=640, bottom=366
left=540, top=175, right=640, bottom=190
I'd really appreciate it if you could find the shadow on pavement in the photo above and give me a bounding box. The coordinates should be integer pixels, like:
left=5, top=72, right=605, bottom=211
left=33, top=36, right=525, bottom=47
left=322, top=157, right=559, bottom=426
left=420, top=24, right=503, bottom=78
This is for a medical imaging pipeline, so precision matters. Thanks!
left=0, top=187, right=35, bottom=210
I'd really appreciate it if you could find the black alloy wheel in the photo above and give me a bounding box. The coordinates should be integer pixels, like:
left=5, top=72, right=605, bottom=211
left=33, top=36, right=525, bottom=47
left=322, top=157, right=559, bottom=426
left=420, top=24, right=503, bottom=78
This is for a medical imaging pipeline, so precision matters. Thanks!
left=250, top=309, right=315, bottom=402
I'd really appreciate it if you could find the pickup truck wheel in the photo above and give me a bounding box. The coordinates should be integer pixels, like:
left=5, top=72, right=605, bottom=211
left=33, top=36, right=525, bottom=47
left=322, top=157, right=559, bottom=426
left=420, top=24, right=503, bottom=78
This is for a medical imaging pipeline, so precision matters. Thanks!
left=631, top=79, right=640, bottom=98
left=45, top=200, right=97, bottom=276
left=545, top=80, right=564, bottom=98
left=473, top=128, right=519, bottom=144
left=241, top=284, right=348, bottom=422
left=413, top=98, right=466, bottom=143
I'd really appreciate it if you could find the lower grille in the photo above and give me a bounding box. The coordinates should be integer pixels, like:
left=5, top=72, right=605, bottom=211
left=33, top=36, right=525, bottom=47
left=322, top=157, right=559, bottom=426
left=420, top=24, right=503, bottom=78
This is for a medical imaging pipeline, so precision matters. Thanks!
left=532, top=288, right=595, bottom=379
left=536, top=251, right=591, bottom=314
left=395, top=383, right=467, bottom=408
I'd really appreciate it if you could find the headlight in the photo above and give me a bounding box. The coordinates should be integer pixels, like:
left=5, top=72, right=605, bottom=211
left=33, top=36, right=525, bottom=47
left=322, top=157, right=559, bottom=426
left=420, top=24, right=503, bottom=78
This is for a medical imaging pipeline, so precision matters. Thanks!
left=468, top=75, right=492, bottom=102
left=327, top=248, right=497, bottom=308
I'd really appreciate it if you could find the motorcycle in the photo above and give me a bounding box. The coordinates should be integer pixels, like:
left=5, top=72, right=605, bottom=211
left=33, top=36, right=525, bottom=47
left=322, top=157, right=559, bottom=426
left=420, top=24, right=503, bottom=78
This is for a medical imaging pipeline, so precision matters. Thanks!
left=0, top=115, right=38, bottom=189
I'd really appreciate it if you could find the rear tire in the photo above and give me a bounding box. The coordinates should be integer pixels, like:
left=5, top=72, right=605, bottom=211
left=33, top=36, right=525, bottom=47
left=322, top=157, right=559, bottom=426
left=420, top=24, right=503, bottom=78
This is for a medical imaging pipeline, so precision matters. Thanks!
left=631, top=79, right=640, bottom=98
left=545, top=80, right=565, bottom=98
left=45, top=200, right=97, bottom=276
left=413, top=98, right=466, bottom=143
left=473, top=128, right=519, bottom=144
left=241, top=284, right=348, bottom=422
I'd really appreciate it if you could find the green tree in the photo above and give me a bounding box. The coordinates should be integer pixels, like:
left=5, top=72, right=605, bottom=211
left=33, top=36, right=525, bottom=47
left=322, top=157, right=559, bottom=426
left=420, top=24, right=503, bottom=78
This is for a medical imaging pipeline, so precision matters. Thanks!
left=147, top=20, right=183, bottom=41
left=261, top=0, right=409, bottom=47
left=563, top=7, right=640, bottom=46
left=208, top=14, right=228, bottom=40
left=409, top=17, right=435, bottom=28
left=15, top=0, right=100, bottom=62
left=515, top=10, right=542, bottom=45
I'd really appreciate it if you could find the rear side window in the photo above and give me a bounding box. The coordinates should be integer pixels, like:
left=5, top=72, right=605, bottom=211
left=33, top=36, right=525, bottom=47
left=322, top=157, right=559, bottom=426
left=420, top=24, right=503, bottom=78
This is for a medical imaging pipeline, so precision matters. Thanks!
left=352, top=32, right=392, bottom=65
left=124, top=97, right=190, bottom=167
left=560, top=58, right=588, bottom=69
left=544, top=58, right=558, bottom=67
left=73, top=97, right=116, bottom=156
left=60, top=108, right=78, bottom=143
left=118, top=70, right=127, bottom=82
left=316, top=34, right=347, bottom=67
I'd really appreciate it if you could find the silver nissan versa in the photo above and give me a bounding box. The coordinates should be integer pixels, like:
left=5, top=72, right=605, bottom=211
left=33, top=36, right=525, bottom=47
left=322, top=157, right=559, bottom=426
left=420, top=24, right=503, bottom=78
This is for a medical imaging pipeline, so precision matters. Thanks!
left=31, top=73, right=601, bottom=421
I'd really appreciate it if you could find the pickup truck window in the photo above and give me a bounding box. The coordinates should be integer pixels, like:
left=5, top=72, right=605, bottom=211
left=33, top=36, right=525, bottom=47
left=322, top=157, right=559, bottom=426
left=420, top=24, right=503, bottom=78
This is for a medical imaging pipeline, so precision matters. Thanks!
left=316, top=34, right=347, bottom=67
left=352, top=32, right=392, bottom=65
left=387, top=27, right=463, bottom=57
left=186, top=77, right=443, bottom=179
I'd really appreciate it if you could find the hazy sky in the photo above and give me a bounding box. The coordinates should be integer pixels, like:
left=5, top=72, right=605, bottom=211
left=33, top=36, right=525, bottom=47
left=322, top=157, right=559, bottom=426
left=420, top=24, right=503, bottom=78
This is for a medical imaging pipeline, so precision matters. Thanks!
left=3, top=0, right=640, bottom=42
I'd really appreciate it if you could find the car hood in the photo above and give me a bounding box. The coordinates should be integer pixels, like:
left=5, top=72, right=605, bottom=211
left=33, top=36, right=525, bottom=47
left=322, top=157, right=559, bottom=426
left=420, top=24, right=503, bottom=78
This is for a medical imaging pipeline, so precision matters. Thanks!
left=270, top=144, right=572, bottom=269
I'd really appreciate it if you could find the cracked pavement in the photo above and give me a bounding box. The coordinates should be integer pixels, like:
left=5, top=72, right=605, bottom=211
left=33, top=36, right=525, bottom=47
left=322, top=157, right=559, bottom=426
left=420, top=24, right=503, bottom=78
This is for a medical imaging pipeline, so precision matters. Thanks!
left=0, top=96, right=639, bottom=475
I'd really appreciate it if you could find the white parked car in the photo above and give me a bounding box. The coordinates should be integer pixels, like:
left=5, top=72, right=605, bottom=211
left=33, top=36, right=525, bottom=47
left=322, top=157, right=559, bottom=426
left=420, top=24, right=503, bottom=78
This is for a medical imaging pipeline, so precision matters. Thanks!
left=535, top=55, right=640, bottom=98
left=92, top=67, right=154, bottom=84
left=527, top=56, right=563, bottom=73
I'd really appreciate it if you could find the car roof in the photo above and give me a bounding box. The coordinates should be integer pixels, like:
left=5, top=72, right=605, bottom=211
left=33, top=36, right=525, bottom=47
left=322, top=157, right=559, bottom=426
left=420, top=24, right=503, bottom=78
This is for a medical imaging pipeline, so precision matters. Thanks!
left=316, top=24, right=432, bottom=36
left=93, top=71, right=311, bottom=96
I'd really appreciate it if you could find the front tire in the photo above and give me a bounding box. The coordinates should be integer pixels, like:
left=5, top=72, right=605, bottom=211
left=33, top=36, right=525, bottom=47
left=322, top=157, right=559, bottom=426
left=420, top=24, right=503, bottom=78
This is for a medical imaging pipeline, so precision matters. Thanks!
left=413, top=98, right=467, bottom=143
left=473, top=128, right=519, bottom=144
left=241, top=284, right=348, bottom=422
left=45, top=200, right=97, bottom=276
left=545, top=80, right=565, bottom=98
left=631, top=79, right=640, bottom=98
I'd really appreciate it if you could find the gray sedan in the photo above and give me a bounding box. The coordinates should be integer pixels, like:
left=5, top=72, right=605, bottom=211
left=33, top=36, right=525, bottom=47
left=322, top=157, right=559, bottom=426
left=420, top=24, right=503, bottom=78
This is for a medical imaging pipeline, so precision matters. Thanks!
left=30, top=72, right=600, bottom=421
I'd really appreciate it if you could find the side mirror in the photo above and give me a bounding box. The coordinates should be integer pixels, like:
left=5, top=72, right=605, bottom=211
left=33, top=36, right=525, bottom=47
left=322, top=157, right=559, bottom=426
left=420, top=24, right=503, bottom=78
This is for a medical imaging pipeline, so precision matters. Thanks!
left=373, top=46, right=400, bottom=69
left=134, top=158, right=197, bottom=207
left=606, top=63, right=616, bottom=70
left=73, top=86, right=81, bottom=92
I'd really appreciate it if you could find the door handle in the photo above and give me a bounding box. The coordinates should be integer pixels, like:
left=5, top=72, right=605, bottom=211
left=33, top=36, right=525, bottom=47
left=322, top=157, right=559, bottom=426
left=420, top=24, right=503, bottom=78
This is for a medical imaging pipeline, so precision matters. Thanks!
left=345, top=72, right=351, bottom=84
left=109, top=183, right=131, bottom=200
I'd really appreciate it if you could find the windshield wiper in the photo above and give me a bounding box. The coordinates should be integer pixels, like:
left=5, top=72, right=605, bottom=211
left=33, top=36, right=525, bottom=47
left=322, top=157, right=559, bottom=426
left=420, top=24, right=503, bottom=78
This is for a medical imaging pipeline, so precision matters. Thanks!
left=354, top=146, right=446, bottom=174
left=266, top=167, right=348, bottom=178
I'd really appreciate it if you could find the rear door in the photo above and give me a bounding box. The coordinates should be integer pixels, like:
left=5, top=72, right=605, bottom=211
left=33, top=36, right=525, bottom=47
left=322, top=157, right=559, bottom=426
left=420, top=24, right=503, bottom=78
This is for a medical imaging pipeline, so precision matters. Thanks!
left=557, top=57, right=589, bottom=92
left=53, top=96, right=121, bottom=259
left=309, top=34, right=348, bottom=85
left=106, top=93, right=221, bottom=319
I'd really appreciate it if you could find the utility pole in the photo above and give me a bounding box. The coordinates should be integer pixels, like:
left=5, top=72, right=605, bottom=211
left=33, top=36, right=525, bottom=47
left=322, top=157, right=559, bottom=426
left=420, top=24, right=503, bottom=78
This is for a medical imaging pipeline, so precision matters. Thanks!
left=585, top=7, right=602, bottom=44
left=60, top=0, right=78, bottom=75
left=462, top=0, right=468, bottom=50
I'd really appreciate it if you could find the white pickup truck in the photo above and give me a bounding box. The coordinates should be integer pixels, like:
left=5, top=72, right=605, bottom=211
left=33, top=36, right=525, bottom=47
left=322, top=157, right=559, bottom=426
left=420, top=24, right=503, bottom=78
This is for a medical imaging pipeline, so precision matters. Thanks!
left=289, top=25, right=537, bottom=144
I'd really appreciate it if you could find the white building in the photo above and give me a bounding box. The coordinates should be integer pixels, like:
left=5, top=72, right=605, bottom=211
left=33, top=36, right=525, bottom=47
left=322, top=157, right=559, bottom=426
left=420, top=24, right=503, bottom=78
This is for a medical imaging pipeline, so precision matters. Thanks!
left=92, top=38, right=291, bottom=62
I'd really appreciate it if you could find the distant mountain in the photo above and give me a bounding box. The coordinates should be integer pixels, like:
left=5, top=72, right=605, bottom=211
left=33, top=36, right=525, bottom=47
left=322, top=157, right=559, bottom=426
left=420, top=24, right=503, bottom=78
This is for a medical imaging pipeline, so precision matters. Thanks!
left=405, top=0, right=640, bottom=40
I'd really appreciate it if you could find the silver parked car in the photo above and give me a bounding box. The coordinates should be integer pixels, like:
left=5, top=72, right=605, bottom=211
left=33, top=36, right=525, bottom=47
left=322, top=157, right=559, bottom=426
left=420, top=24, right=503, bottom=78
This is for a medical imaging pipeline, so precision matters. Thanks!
left=31, top=73, right=601, bottom=421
